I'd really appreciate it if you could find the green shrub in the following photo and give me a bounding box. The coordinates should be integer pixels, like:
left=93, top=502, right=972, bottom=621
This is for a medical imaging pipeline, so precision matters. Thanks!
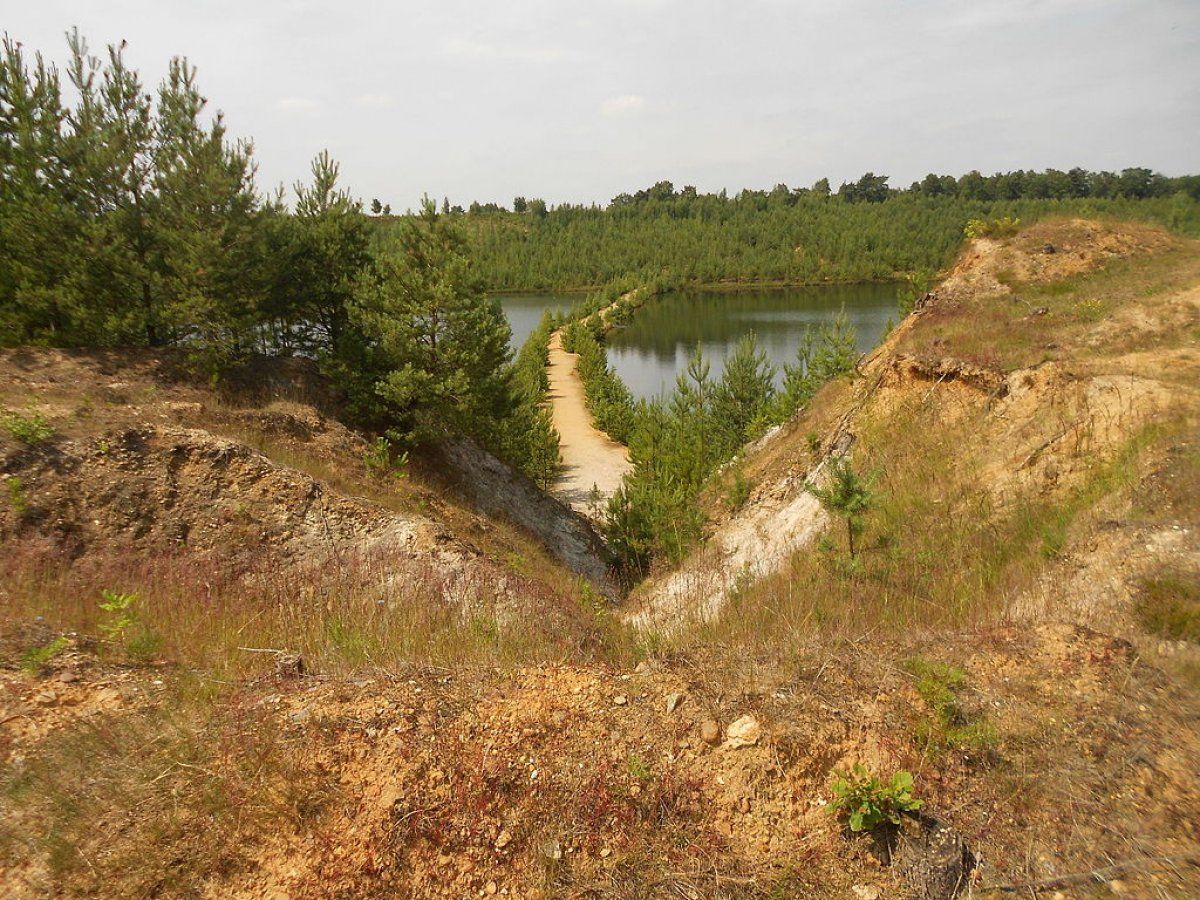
left=21, top=635, right=70, bottom=674
left=363, top=436, right=409, bottom=480
left=98, top=590, right=140, bottom=638
left=3, top=410, right=54, bottom=445
left=807, top=457, right=877, bottom=559
left=94, top=590, right=164, bottom=663
left=6, top=476, right=29, bottom=518
left=964, top=216, right=1021, bottom=239
left=904, top=657, right=999, bottom=756
left=897, top=268, right=933, bottom=316
left=827, top=764, right=922, bottom=832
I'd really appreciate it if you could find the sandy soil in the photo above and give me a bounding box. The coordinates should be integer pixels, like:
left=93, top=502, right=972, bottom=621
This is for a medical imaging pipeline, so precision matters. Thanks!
left=545, top=330, right=631, bottom=520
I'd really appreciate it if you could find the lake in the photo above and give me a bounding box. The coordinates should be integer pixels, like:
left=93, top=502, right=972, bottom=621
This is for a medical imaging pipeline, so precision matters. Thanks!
left=606, top=283, right=898, bottom=400
left=497, top=283, right=898, bottom=400
left=494, top=292, right=580, bottom=350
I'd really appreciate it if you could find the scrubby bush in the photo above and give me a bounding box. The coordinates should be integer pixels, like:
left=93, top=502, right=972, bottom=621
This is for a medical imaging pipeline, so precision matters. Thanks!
left=3, top=410, right=54, bottom=445
left=964, top=216, right=1021, bottom=239
left=828, top=764, right=922, bottom=833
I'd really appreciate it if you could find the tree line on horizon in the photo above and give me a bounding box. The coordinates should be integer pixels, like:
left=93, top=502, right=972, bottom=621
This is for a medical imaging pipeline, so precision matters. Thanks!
left=421, top=169, right=1200, bottom=291
left=0, top=32, right=559, bottom=484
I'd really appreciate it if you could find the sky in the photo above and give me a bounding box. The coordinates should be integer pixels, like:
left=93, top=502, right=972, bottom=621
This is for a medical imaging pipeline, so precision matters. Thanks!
left=4, top=0, right=1198, bottom=209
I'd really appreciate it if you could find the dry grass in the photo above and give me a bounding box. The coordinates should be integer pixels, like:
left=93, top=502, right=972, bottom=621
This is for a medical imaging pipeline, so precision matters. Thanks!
left=679, top=395, right=1156, bottom=655
left=1136, top=571, right=1200, bottom=642
left=899, top=239, right=1200, bottom=373
left=0, top=536, right=636, bottom=680
left=0, top=677, right=334, bottom=895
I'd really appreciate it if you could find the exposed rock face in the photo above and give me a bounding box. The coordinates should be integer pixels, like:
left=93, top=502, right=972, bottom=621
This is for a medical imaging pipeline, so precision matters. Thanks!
left=434, top=439, right=619, bottom=598
left=2, top=426, right=474, bottom=569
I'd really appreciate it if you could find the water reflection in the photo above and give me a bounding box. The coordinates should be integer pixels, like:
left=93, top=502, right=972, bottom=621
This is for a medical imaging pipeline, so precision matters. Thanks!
left=495, top=292, right=579, bottom=350
left=606, top=284, right=897, bottom=400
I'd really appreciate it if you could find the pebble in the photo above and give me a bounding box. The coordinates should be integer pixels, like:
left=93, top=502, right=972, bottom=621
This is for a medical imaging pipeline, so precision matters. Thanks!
left=495, top=830, right=512, bottom=850
left=852, top=886, right=880, bottom=900
left=700, top=719, right=721, bottom=745
left=665, top=692, right=684, bottom=713
left=57, top=671, right=79, bottom=684
left=723, top=714, right=761, bottom=749
left=600, top=847, right=612, bottom=858
left=613, top=695, right=628, bottom=706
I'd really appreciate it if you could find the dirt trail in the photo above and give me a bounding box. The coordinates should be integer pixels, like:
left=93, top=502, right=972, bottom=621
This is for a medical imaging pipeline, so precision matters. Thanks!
left=546, top=330, right=632, bottom=520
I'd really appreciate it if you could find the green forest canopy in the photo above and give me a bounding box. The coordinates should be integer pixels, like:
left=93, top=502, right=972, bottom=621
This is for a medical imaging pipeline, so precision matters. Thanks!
left=391, top=171, right=1200, bottom=291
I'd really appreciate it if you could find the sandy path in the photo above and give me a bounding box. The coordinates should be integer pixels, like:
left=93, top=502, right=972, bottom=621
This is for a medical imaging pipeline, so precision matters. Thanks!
left=546, top=330, right=632, bottom=520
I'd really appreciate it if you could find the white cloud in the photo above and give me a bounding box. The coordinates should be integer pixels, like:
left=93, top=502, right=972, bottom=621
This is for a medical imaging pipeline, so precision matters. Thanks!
left=354, top=93, right=394, bottom=109
left=600, top=94, right=646, bottom=117
left=275, top=96, right=318, bottom=113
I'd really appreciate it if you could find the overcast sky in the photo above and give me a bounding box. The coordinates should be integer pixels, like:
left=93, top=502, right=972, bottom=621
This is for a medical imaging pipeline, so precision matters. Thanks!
left=5, top=1, right=1198, bottom=208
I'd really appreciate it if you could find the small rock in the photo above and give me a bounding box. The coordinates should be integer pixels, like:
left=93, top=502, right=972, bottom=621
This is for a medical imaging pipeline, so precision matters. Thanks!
left=852, top=886, right=881, bottom=900
left=34, top=690, right=58, bottom=706
left=723, top=714, right=761, bottom=749
left=288, top=707, right=311, bottom=724
left=1042, top=243, right=1056, bottom=254
left=665, top=692, right=684, bottom=714
left=540, top=839, right=563, bottom=862
left=57, top=670, right=79, bottom=684
left=700, top=719, right=721, bottom=745
left=275, top=652, right=305, bottom=678
left=485, top=881, right=498, bottom=895
left=600, top=847, right=612, bottom=858
left=613, top=695, right=628, bottom=706
left=495, top=829, right=512, bottom=850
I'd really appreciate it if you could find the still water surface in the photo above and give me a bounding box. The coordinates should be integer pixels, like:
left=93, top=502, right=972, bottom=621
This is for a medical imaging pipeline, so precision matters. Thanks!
left=494, top=292, right=579, bottom=350
left=498, top=283, right=897, bottom=400
left=607, top=284, right=896, bottom=399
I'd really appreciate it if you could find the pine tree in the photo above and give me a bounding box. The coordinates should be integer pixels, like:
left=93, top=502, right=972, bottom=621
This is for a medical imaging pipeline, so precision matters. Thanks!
left=0, top=35, right=80, bottom=345
left=807, top=456, right=876, bottom=558
left=277, top=150, right=371, bottom=352
left=710, top=332, right=775, bottom=454
left=68, top=33, right=160, bottom=344
left=152, top=56, right=261, bottom=359
left=350, top=196, right=513, bottom=441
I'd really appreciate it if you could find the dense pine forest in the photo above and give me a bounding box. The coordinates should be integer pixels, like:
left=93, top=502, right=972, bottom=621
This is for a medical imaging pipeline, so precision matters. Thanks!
left=444, top=173, right=1200, bottom=290
left=0, top=33, right=563, bottom=484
